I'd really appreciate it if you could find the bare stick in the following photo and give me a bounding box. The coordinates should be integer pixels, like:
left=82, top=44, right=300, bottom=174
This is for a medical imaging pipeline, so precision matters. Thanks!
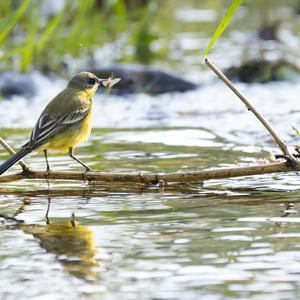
left=204, top=58, right=294, bottom=160
left=0, top=137, right=29, bottom=171
left=0, top=138, right=297, bottom=185
left=0, top=161, right=298, bottom=184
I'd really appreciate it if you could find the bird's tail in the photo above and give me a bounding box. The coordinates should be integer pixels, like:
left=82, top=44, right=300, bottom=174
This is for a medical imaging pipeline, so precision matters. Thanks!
left=0, top=147, right=31, bottom=175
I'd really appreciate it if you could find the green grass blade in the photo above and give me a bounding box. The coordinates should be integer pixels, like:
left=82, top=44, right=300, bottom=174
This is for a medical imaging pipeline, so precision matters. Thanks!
left=292, top=126, right=300, bottom=137
left=36, top=9, right=65, bottom=51
left=0, top=0, right=30, bottom=45
left=115, top=0, right=127, bottom=20
left=19, top=12, right=40, bottom=73
left=201, top=0, right=244, bottom=60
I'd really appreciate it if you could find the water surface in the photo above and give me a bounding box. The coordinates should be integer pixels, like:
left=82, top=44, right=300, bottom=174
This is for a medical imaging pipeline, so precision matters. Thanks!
left=1, top=127, right=300, bottom=300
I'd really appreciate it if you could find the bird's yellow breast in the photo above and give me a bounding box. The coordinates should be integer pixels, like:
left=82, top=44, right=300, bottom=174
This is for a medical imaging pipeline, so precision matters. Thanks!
left=43, top=108, right=93, bottom=152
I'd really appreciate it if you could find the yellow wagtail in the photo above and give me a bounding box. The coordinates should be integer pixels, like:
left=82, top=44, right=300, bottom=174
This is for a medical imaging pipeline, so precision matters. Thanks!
left=0, top=72, right=119, bottom=175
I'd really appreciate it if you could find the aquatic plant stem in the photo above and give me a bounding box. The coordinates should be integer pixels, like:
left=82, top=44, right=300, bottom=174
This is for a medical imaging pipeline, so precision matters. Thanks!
left=204, top=58, right=295, bottom=161
left=0, top=137, right=29, bottom=171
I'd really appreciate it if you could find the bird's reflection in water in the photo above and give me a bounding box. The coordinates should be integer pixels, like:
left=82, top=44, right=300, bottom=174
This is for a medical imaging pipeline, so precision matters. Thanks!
left=21, top=211, right=100, bottom=281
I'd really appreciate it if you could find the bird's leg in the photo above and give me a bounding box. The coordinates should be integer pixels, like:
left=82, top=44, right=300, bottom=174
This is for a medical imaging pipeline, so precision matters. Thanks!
left=43, top=149, right=51, bottom=185
left=43, top=149, right=51, bottom=172
left=68, top=147, right=92, bottom=172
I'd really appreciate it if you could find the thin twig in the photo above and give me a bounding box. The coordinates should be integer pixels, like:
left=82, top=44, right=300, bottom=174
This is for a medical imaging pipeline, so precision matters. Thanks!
left=0, top=137, right=29, bottom=171
left=204, top=58, right=295, bottom=161
left=0, top=161, right=298, bottom=184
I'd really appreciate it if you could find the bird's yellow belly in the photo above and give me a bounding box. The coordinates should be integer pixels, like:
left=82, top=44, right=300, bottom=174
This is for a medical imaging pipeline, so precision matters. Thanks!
left=42, top=110, right=93, bottom=153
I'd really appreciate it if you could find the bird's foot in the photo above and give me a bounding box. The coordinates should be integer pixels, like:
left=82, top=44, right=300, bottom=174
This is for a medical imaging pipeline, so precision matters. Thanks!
left=21, top=166, right=30, bottom=173
left=22, top=167, right=32, bottom=175
left=81, top=167, right=93, bottom=184
left=85, top=166, right=93, bottom=172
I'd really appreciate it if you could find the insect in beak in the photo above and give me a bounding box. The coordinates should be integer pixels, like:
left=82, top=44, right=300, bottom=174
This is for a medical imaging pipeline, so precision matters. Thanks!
left=98, top=77, right=121, bottom=88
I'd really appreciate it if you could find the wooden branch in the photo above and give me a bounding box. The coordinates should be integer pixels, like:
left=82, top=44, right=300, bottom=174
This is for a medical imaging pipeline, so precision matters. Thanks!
left=0, top=137, right=29, bottom=171
left=0, top=161, right=297, bottom=184
left=204, top=58, right=294, bottom=160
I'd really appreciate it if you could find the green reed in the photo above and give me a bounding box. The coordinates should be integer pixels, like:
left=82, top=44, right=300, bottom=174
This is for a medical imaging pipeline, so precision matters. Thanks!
left=0, top=0, right=159, bottom=73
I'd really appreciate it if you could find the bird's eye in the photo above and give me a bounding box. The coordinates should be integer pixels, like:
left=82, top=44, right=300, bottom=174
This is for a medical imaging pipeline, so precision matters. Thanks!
left=88, top=78, right=96, bottom=85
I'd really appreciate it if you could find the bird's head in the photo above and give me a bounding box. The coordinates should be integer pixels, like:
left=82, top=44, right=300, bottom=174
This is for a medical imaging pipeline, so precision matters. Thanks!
left=67, top=71, right=101, bottom=97
left=67, top=71, right=121, bottom=97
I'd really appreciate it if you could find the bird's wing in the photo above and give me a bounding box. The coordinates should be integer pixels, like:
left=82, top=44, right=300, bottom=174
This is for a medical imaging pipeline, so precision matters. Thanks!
left=25, top=106, right=90, bottom=149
